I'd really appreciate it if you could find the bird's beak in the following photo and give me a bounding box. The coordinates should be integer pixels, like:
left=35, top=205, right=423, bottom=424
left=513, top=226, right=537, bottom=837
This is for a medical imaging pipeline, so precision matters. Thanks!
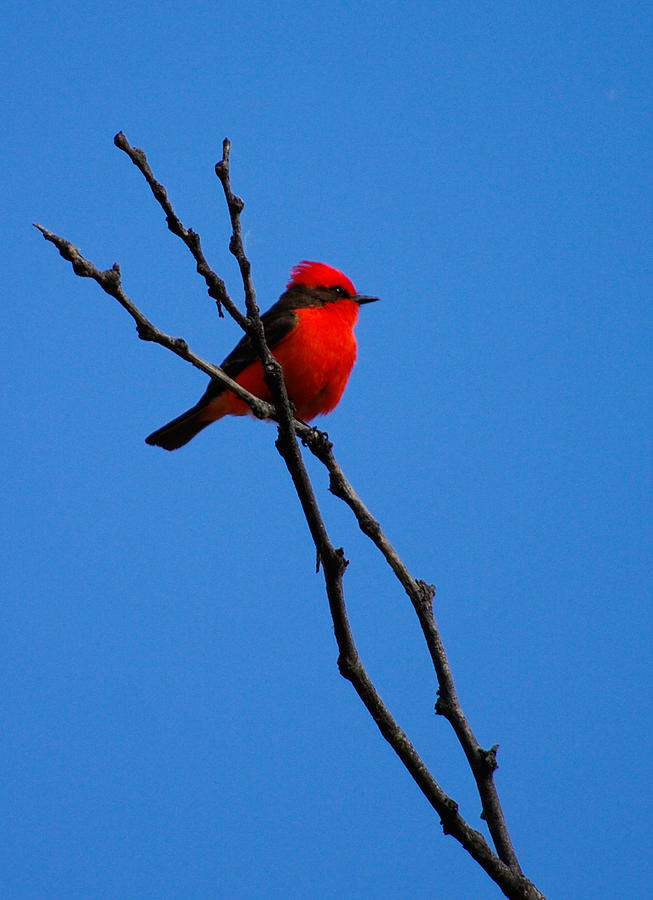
left=355, top=295, right=380, bottom=305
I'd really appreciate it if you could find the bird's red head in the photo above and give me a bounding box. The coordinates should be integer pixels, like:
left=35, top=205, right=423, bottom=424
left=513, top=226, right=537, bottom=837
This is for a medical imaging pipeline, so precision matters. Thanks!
left=287, top=261, right=357, bottom=298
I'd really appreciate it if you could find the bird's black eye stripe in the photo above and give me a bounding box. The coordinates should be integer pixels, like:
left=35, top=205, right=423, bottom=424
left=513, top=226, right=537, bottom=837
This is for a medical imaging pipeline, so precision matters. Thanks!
left=331, top=285, right=348, bottom=296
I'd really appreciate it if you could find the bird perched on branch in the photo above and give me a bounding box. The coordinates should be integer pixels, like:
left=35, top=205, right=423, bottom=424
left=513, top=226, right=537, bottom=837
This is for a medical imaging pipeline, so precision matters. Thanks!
left=145, top=261, right=379, bottom=450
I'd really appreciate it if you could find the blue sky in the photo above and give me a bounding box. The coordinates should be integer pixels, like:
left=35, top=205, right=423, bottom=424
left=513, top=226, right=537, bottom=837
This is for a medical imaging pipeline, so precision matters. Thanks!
left=2, top=1, right=651, bottom=897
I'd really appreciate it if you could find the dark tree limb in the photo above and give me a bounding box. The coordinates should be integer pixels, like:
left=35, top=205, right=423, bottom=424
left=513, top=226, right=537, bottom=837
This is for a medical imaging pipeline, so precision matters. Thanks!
left=302, top=429, right=521, bottom=871
left=33, top=224, right=273, bottom=421
left=35, top=135, right=546, bottom=900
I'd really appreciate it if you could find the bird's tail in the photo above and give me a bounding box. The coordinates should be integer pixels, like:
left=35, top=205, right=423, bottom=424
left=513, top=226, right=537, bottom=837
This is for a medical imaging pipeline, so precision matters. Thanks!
left=145, top=402, right=217, bottom=451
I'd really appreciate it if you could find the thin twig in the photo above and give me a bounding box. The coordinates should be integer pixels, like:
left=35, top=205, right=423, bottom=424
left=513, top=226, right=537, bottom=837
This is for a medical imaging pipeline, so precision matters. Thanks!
left=33, top=224, right=273, bottom=420
left=215, top=139, right=257, bottom=317
left=214, top=138, right=294, bottom=426
left=114, top=131, right=245, bottom=326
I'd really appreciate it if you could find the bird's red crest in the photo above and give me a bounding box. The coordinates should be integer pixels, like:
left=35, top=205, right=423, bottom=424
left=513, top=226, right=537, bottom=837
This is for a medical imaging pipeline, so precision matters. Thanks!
left=287, top=261, right=356, bottom=298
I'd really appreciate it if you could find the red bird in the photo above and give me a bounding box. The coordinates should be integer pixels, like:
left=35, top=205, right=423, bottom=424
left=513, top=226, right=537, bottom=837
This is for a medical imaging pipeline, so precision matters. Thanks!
left=145, top=261, right=378, bottom=450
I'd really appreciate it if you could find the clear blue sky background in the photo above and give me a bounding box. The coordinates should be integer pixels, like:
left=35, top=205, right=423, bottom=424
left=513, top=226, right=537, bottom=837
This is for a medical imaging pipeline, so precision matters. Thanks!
left=2, top=2, right=651, bottom=898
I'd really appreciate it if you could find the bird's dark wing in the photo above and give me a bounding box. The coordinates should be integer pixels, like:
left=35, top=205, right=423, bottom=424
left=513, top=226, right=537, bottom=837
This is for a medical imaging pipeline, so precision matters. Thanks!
left=199, top=294, right=300, bottom=403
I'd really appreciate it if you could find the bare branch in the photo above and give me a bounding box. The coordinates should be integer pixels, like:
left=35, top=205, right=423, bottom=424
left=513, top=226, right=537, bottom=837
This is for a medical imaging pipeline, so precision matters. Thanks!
left=302, top=428, right=521, bottom=872
left=215, top=139, right=257, bottom=316
left=33, top=224, right=273, bottom=421
left=214, top=138, right=296, bottom=434
left=114, top=131, right=245, bottom=325
left=36, top=135, right=546, bottom=900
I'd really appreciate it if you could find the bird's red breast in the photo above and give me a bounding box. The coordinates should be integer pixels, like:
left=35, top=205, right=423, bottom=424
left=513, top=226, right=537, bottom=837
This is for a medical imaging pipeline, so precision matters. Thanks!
left=205, top=297, right=360, bottom=421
